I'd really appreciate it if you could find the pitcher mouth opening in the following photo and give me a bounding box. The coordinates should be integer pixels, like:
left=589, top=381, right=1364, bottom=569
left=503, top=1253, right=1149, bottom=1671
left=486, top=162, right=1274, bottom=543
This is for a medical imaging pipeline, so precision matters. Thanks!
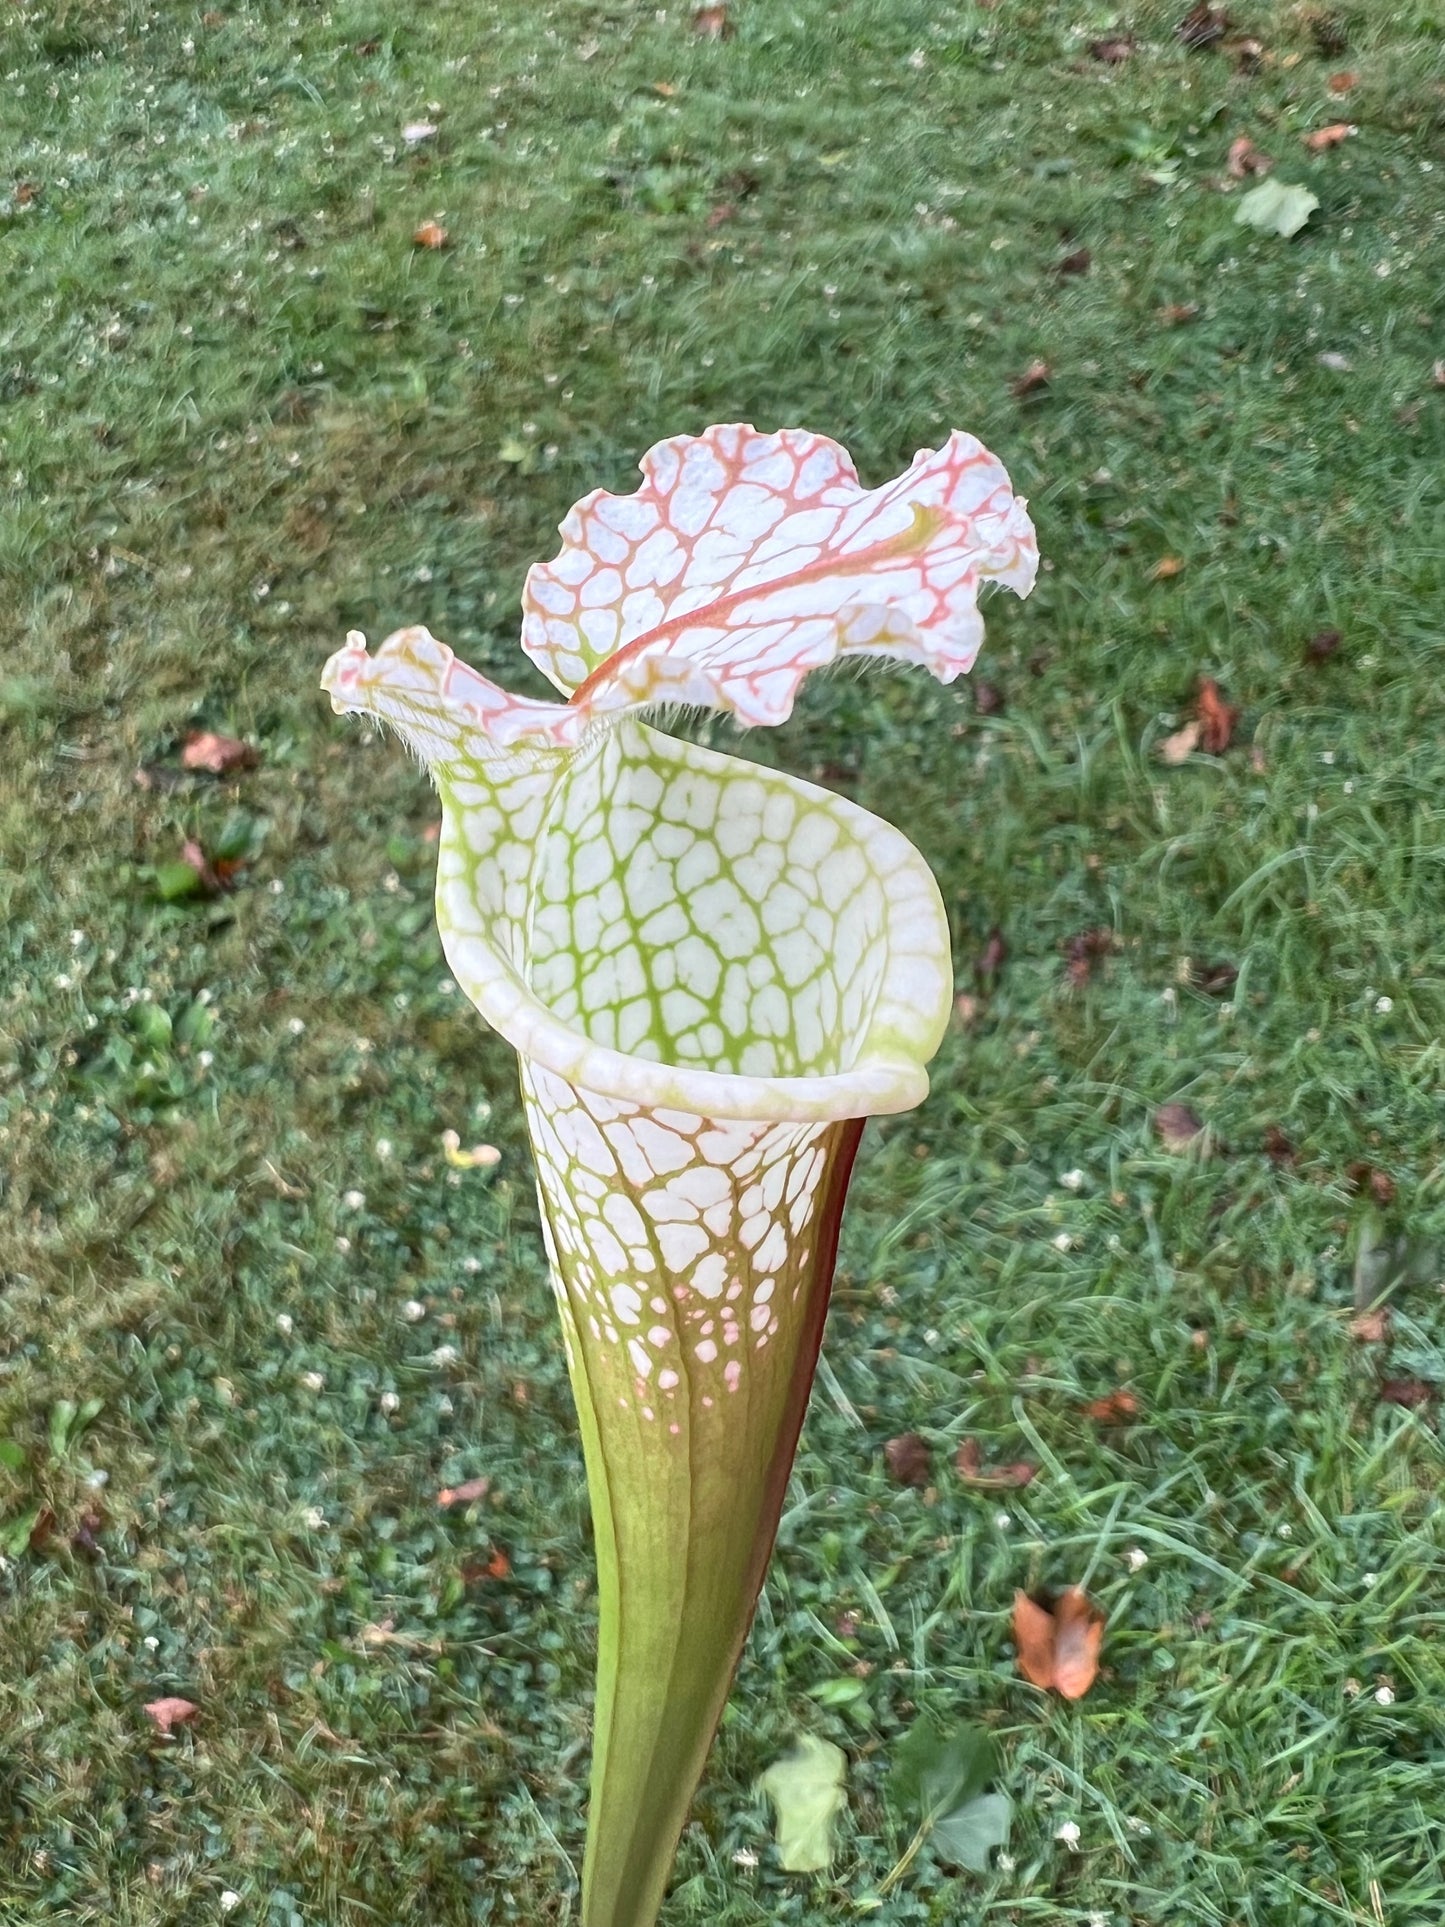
left=433, top=722, right=953, bottom=1124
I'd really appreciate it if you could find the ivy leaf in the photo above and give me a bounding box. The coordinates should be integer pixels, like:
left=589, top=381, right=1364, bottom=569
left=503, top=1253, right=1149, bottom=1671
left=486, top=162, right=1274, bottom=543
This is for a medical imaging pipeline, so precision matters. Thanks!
left=1235, top=179, right=1320, bottom=238
left=759, top=1734, right=847, bottom=1873
left=932, top=1791, right=1014, bottom=1872
left=888, top=1714, right=998, bottom=1823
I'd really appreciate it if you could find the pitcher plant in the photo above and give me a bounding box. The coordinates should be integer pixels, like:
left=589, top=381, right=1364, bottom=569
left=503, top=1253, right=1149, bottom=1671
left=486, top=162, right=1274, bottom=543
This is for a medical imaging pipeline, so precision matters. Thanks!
left=321, top=423, right=1037, bottom=1924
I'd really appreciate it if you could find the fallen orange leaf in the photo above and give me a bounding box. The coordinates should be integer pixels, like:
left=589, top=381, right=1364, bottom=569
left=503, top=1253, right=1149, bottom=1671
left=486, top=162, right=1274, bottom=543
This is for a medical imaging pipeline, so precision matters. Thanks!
left=692, top=3, right=733, bottom=36
left=181, top=730, right=259, bottom=775
left=1227, top=137, right=1273, bottom=178
left=413, top=219, right=449, bottom=249
left=143, top=1696, right=199, bottom=1736
left=437, top=1476, right=491, bottom=1508
left=1082, top=1389, right=1141, bottom=1423
left=1328, top=71, right=1358, bottom=93
left=1159, top=718, right=1202, bottom=765
left=1150, top=555, right=1186, bottom=580
left=1013, top=1586, right=1105, bottom=1699
left=1196, top=676, right=1238, bottom=753
left=1304, top=122, right=1356, bottom=152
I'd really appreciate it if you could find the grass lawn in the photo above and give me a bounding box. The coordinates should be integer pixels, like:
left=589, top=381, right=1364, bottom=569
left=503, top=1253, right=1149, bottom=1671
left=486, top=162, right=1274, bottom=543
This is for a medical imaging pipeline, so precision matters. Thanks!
left=3, top=0, right=1444, bottom=1921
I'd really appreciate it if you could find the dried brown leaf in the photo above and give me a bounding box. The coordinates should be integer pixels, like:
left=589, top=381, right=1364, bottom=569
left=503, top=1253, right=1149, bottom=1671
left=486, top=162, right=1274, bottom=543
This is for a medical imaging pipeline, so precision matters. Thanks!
left=976, top=927, right=1008, bottom=986
left=884, top=1433, right=932, bottom=1488
left=1177, top=4, right=1229, bottom=50
left=1088, top=35, right=1134, bottom=63
left=1062, top=926, right=1114, bottom=987
left=1348, top=1306, right=1390, bottom=1344
left=1328, top=70, right=1358, bottom=92
left=1227, top=136, right=1274, bottom=177
left=1150, top=555, right=1186, bottom=580
left=1082, top=1389, right=1141, bottom=1424
left=1380, top=1377, right=1434, bottom=1410
left=692, top=3, right=734, bottom=37
left=412, top=219, right=449, bottom=249
left=1158, top=301, right=1200, bottom=327
left=1013, top=1586, right=1105, bottom=1698
left=1304, top=122, right=1356, bottom=152
left=143, top=1697, right=199, bottom=1736
left=437, top=1476, right=492, bottom=1508
left=1197, top=677, right=1238, bottom=753
left=1192, top=960, right=1239, bottom=994
left=1055, top=247, right=1092, bottom=276
left=1263, top=1125, right=1296, bottom=1164
left=1154, top=1102, right=1205, bottom=1150
left=956, top=1438, right=1038, bottom=1488
left=973, top=680, right=1006, bottom=715
left=1010, top=358, right=1051, bottom=398
left=181, top=731, right=259, bottom=776
left=1347, top=1162, right=1396, bottom=1206
left=1304, top=627, right=1342, bottom=664
left=1159, top=718, right=1202, bottom=765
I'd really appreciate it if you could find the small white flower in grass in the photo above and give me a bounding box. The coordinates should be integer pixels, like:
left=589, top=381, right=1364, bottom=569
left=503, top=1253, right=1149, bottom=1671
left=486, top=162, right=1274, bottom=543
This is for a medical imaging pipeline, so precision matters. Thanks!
left=997, top=1852, right=1016, bottom=1872
left=431, top=1345, right=459, bottom=1367
left=70, top=929, right=86, bottom=948
left=402, top=1299, right=426, bottom=1322
left=1055, top=1820, right=1081, bottom=1849
left=374, top=1137, right=393, bottom=1160
left=219, top=1893, right=241, bottom=1914
left=1374, top=996, right=1393, bottom=1015
left=1060, top=1168, right=1086, bottom=1191
left=732, top=1848, right=758, bottom=1869
left=276, top=1313, right=294, bottom=1336
left=287, top=1016, right=305, bottom=1035
left=379, top=1391, right=400, bottom=1414
left=53, top=974, right=73, bottom=991
left=269, top=878, right=285, bottom=895
left=1362, top=1571, right=1378, bottom=1588
left=335, top=1236, right=351, bottom=1254
left=1090, top=1913, right=1111, bottom=1927
left=300, top=1371, right=326, bottom=1393
left=402, top=120, right=438, bottom=144
left=1374, top=1684, right=1395, bottom=1706
left=303, top=1507, right=326, bottom=1530
left=1052, top=1231, right=1075, bottom=1252
left=342, top=1189, right=366, bottom=1211
left=437, top=1395, right=454, bottom=1415
left=197, top=1050, right=214, bottom=1069
left=462, top=1256, right=482, bottom=1275
left=438, top=977, right=456, bottom=995
left=1127, top=1546, right=1149, bottom=1572
left=995, top=1511, right=1012, bottom=1530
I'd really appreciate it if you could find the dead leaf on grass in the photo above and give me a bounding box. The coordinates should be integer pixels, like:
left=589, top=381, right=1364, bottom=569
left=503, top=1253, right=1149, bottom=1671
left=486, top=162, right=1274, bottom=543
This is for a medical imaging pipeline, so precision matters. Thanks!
left=1062, top=926, right=1114, bottom=987
left=956, top=1438, right=1038, bottom=1488
left=1197, top=677, right=1238, bottom=753
left=884, top=1433, right=932, bottom=1488
left=1013, top=1586, right=1105, bottom=1698
left=1154, top=1102, right=1205, bottom=1151
left=143, top=1697, right=199, bottom=1736
left=1177, top=4, right=1229, bottom=50
left=1304, top=627, right=1342, bottom=663
left=1328, top=70, right=1358, bottom=92
left=1263, top=1125, right=1296, bottom=1164
left=1088, top=34, right=1134, bottom=63
left=1304, top=122, right=1356, bottom=152
left=1347, top=1163, right=1396, bottom=1206
left=1227, top=136, right=1274, bottom=177
left=1158, top=302, right=1200, bottom=327
left=976, top=927, right=1008, bottom=987
left=437, top=1476, right=492, bottom=1508
left=1159, top=718, right=1202, bottom=765
left=1009, top=358, right=1051, bottom=398
left=692, top=3, right=734, bottom=37
left=1082, top=1389, right=1141, bottom=1424
left=412, top=219, right=449, bottom=249
left=1380, top=1377, right=1435, bottom=1410
left=1150, top=555, right=1186, bottom=581
left=973, top=680, right=1006, bottom=716
left=1054, top=247, right=1092, bottom=276
left=1191, top=960, right=1239, bottom=994
left=181, top=731, right=259, bottom=776
left=1348, top=1306, right=1390, bottom=1344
